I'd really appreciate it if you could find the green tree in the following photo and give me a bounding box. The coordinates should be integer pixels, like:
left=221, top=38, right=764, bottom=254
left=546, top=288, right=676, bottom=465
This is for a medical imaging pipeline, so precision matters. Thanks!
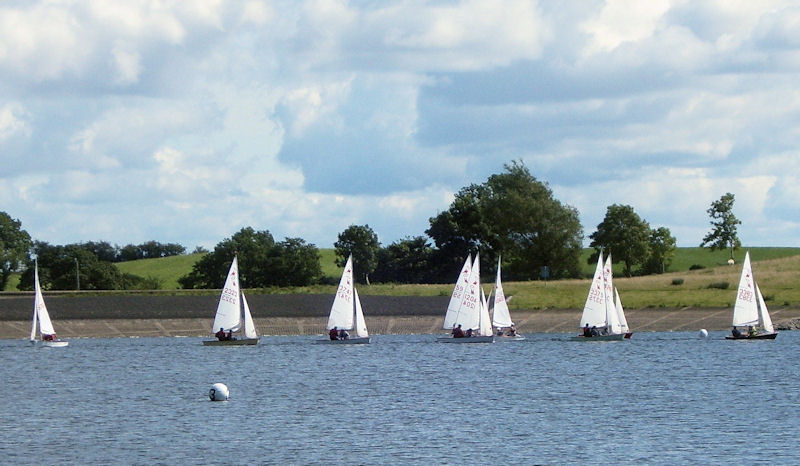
left=0, top=212, right=32, bottom=290
left=427, top=161, right=583, bottom=281
left=179, top=228, right=321, bottom=288
left=372, top=236, right=435, bottom=283
left=19, top=242, right=128, bottom=290
left=266, top=237, right=322, bottom=287
left=334, top=224, right=380, bottom=284
left=589, top=204, right=651, bottom=277
left=179, top=227, right=275, bottom=289
left=641, top=227, right=677, bottom=274
left=700, top=192, right=741, bottom=259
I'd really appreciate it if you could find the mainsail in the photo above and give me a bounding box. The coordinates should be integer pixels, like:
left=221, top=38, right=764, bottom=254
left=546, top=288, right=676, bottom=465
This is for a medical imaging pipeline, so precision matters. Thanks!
left=442, top=255, right=472, bottom=330
left=491, top=256, right=514, bottom=328
left=211, top=256, right=243, bottom=332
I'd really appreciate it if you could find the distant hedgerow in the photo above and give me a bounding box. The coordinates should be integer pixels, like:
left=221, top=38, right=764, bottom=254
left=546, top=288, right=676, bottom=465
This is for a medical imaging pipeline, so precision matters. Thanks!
left=707, top=281, right=729, bottom=290
left=671, top=278, right=684, bottom=286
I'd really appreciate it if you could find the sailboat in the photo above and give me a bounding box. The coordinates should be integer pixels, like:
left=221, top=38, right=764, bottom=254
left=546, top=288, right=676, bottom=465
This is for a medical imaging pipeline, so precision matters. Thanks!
left=726, top=251, right=777, bottom=340
left=202, top=255, right=259, bottom=346
left=317, top=255, right=370, bottom=344
left=572, top=253, right=631, bottom=341
left=437, top=253, right=494, bottom=343
left=491, top=256, right=524, bottom=341
left=30, top=260, right=69, bottom=347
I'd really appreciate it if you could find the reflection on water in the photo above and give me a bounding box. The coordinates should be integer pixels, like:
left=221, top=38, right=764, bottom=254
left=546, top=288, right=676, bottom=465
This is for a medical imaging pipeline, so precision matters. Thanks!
left=0, top=332, right=797, bottom=464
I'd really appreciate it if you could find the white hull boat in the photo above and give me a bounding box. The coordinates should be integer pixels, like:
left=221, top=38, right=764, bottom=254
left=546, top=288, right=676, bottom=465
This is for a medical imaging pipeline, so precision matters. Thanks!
left=490, top=256, right=524, bottom=342
left=319, top=255, right=371, bottom=344
left=438, top=253, right=495, bottom=343
left=203, top=255, right=260, bottom=346
left=574, top=253, right=631, bottom=341
left=29, top=260, right=68, bottom=348
left=725, top=251, right=777, bottom=340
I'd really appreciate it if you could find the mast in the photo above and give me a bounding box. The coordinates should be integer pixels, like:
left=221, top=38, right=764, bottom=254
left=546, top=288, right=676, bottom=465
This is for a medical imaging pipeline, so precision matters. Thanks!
left=30, top=259, right=39, bottom=341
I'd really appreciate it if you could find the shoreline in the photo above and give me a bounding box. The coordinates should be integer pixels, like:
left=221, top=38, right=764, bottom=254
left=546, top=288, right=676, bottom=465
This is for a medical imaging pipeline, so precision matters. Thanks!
left=4, top=307, right=800, bottom=339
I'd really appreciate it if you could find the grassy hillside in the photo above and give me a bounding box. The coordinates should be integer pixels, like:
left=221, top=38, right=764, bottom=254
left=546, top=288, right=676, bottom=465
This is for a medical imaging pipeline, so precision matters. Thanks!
left=115, top=253, right=204, bottom=290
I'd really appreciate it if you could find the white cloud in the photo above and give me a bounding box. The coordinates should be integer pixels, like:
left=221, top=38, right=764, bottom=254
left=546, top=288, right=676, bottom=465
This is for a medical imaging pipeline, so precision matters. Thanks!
left=2, top=0, right=800, bottom=251
left=0, top=103, right=29, bottom=141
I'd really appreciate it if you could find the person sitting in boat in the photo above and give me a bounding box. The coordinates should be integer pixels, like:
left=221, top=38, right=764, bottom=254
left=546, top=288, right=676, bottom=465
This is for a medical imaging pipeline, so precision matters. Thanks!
left=590, top=326, right=599, bottom=337
left=329, top=326, right=339, bottom=340
left=215, top=328, right=227, bottom=341
left=731, top=326, right=742, bottom=338
left=496, top=328, right=504, bottom=336
left=465, top=328, right=473, bottom=337
left=42, top=333, right=55, bottom=341
left=226, top=329, right=235, bottom=341
left=338, top=329, right=349, bottom=340
left=507, top=324, right=517, bottom=336
left=452, top=324, right=465, bottom=338
left=583, top=323, right=592, bottom=337
left=748, top=325, right=757, bottom=337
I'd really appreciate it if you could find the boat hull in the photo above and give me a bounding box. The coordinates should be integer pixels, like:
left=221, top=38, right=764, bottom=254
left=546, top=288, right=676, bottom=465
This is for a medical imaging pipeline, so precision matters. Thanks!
left=494, top=334, right=526, bottom=342
left=436, top=335, right=495, bottom=343
left=202, top=338, right=259, bottom=346
left=315, top=337, right=371, bottom=344
left=569, top=333, right=626, bottom=341
left=725, top=332, right=778, bottom=340
left=42, top=340, right=69, bottom=347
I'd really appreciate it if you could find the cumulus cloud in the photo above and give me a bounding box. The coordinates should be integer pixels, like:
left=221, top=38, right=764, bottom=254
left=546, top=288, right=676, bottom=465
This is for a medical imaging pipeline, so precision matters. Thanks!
left=1, top=0, right=799, bottom=249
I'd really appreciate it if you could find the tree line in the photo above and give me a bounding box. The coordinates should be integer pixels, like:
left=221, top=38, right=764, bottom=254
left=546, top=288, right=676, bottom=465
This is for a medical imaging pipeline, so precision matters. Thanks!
left=0, top=162, right=742, bottom=291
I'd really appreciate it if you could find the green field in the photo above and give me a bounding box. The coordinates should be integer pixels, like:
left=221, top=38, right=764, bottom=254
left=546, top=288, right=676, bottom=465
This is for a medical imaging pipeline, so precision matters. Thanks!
left=6, top=247, right=800, bottom=310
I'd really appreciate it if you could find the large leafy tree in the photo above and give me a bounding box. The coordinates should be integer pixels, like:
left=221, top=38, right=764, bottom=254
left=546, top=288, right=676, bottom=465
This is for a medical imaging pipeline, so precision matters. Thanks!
left=427, top=161, right=583, bottom=280
left=372, top=236, right=436, bottom=284
left=334, top=224, right=380, bottom=284
left=700, top=192, right=741, bottom=259
left=0, top=212, right=32, bottom=290
left=265, top=237, right=322, bottom=287
left=179, top=227, right=321, bottom=288
left=641, top=227, right=677, bottom=274
left=589, top=204, right=651, bottom=277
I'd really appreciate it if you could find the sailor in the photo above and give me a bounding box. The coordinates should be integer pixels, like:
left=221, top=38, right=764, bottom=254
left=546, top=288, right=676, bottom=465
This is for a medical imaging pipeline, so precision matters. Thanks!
left=329, top=326, right=339, bottom=340
left=215, top=328, right=226, bottom=341
left=731, top=326, right=742, bottom=338
left=452, top=324, right=465, bottom=338
left=583, top=323, right=592, bottom=337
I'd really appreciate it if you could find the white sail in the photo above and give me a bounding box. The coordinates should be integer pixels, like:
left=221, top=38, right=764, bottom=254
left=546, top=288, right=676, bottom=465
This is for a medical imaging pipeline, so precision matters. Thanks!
left=579, top=254, right=607, bottom=328
left=732, top=252, right=759, bottom=327
left=603, top=255, right=622, bottom=334
left=458, top=254, right=483, bottom=331
left=31, top=263, right=56, bottom=338
left=211, top=257, right=243, bottom=332
left=755, top=284, right=774, bottom=333
left=353, top=288, right=369, bottom=337
left=479, top=286, right=493, bottom=336
left=241, top=292, right=258, bottom=339
left=442, top=255, right=472, bottom=330
left=615, top=287, right=629, bottom=334
left=491, top=256, right=514, bottom=328
left=328, top=255, right=356, bottom=330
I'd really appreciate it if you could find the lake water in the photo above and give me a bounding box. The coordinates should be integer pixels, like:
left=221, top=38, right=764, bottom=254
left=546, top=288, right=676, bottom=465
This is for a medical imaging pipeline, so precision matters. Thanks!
left=1, top=331, right=798, bottom=465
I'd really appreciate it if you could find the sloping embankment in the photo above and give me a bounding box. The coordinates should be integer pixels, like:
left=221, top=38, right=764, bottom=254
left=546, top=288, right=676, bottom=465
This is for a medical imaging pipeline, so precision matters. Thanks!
left=2, top=293, right=799, bottom=338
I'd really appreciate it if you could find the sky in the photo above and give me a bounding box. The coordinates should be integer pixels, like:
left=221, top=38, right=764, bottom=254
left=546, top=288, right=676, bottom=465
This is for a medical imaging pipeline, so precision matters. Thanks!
left=2, top=0, right=799, bottom=251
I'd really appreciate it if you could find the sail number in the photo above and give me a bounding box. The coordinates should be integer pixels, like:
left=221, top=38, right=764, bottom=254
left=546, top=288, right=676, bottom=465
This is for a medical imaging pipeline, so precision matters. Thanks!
left=738, top=289, right=753, bottom=302
left=220, top=288, right=237, bottom=304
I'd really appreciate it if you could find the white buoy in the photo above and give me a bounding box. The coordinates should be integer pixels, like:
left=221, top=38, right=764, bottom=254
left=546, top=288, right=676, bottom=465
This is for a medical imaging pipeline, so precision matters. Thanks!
left=699, top=329, right=709, bottom=338
left=209, top=383, right=229, bottom=401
